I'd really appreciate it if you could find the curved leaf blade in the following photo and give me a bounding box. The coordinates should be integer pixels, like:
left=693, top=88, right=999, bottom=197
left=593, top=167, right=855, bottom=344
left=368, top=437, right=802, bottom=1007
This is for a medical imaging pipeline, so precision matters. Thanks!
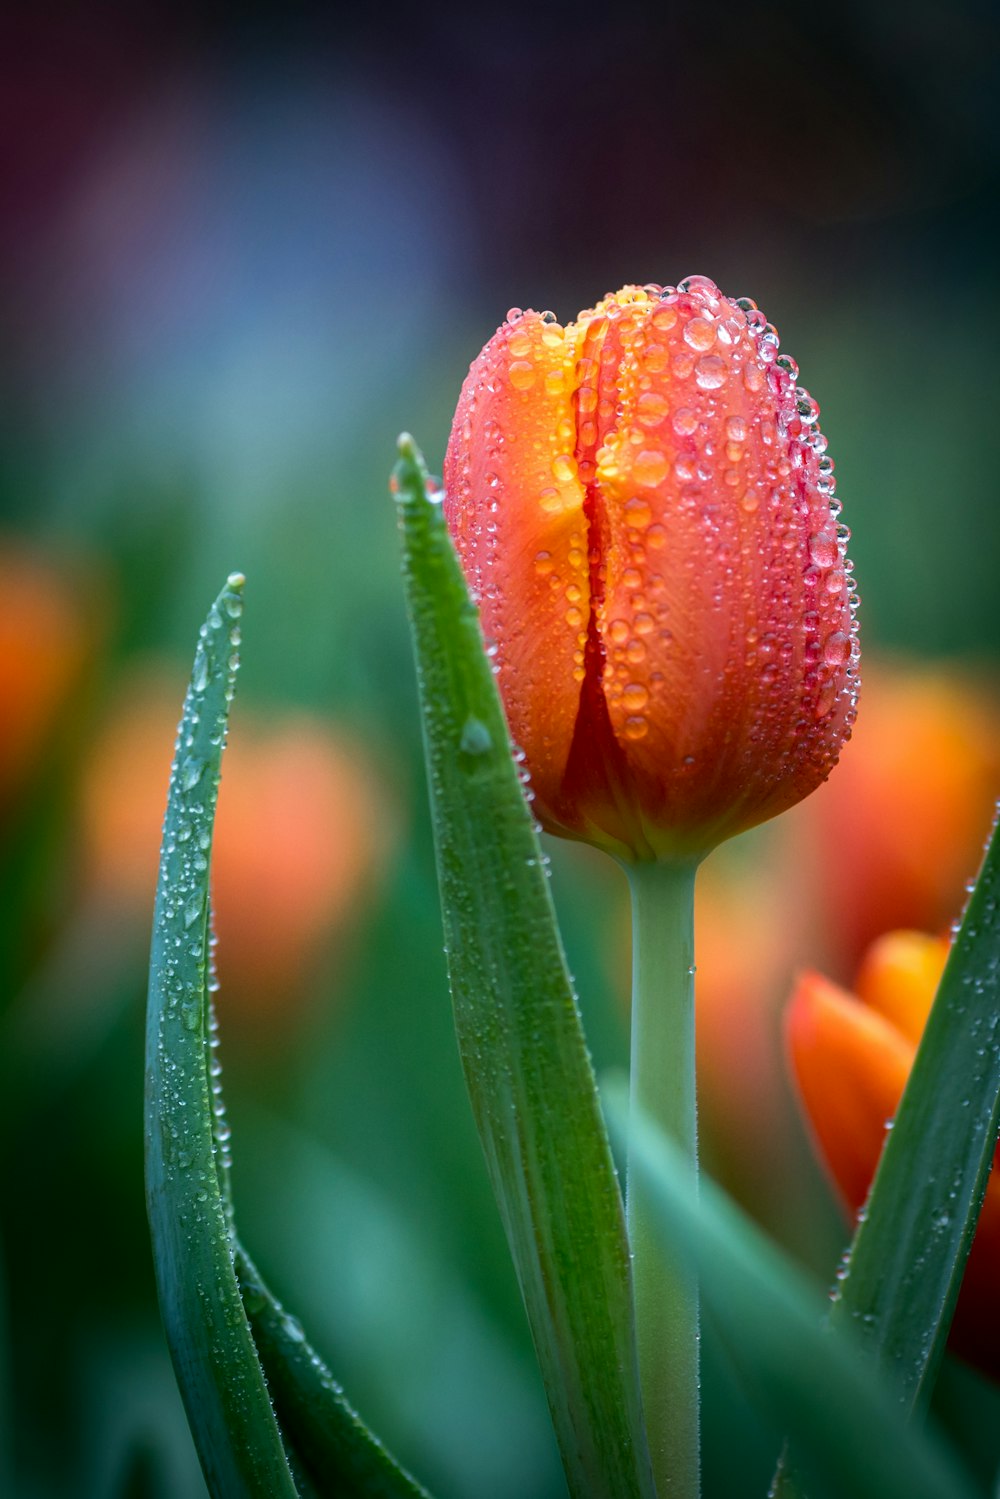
left=828, top=810, right=1000, bottom=1411
left=144, top=574, right=298, bottom=1498
left=394, top=436, right=654, bottom=1499
left=235, top=1246, right=433, bottom=1499
left=606, top=1082, right=976, bottom=1499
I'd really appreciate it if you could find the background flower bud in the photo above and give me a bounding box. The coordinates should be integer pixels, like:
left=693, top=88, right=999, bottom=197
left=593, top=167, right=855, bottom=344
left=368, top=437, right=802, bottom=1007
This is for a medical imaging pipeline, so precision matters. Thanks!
left=786, top=938, right=1000, bottom=1378
left=444, top=279, right=859, bottom=862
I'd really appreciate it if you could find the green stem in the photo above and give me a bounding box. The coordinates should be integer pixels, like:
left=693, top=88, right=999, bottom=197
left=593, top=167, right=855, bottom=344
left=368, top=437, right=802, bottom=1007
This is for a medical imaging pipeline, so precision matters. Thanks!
left=625, top=858, right=700, bottom=1499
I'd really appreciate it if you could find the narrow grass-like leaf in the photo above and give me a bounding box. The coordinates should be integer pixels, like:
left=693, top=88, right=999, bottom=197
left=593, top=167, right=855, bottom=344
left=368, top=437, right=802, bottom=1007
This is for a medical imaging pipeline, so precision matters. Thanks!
left=605, top=1082, right=976, bottom=1499
left=144, top=575, right=298, bottom=1498
left=394, top=435, right=654, bottom=1499
left=827, top=812, right=1000, bottom=1411
left=235, top=1246, right=433, bottom=1498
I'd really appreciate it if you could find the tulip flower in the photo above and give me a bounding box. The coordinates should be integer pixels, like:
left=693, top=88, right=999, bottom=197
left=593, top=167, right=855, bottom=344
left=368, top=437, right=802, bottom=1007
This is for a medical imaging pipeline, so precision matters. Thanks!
left=786, top=933, right=1000, bottom=1377
left=441, top=278, right=861, bottom=1492
left=444, top=277, right=859, bottom=864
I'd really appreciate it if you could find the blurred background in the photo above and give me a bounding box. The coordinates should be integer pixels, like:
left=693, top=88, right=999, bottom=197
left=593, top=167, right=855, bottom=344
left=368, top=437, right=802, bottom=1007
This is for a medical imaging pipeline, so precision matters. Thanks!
left=2, top=1, right=999, bottom=1494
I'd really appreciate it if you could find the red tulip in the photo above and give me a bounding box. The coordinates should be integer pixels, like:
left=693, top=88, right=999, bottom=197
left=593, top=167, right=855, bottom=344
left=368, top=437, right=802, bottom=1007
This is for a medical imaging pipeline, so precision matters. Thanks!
left=786, top=934, right=1000, bottom=1376
left=444, top=278, right=858, bottom=862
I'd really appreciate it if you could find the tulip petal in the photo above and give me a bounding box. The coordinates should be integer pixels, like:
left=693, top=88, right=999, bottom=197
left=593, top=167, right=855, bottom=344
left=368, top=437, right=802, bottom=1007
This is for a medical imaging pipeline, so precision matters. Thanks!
left=593, top=283, right=856, bottom=856
left=444, top=311, right=590, bottom=822
left=854, top=930, right=949, bottom=1047
left=786, top=970, right=914, bottom=1215
left=824, top=810, right=1000, bottom=1408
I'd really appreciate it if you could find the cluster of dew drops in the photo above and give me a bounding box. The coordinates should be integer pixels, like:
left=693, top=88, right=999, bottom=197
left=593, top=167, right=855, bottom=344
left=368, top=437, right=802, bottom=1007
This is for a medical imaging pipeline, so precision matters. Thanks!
left=506, top=275, right=858, bottom=736
left=154, top=575, right=244, bottom=1197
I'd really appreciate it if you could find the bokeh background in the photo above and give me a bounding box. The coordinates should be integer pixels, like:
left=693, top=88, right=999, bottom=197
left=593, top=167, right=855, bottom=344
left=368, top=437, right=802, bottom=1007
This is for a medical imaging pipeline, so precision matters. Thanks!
left=2, top=2, right=999, bottom=1495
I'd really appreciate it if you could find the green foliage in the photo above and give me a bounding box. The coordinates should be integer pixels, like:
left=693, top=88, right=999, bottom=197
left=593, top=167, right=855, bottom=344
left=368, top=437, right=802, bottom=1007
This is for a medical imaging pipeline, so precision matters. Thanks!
left=394, top=435, right=654, bottom=1499
left=144, top=573, right=298, bottom=1497
left=608, top=1082, right=977, bottom=1499
left=236, top=1247, right=432, bottom=1498
left=146, top=575, right=439, bottom=1498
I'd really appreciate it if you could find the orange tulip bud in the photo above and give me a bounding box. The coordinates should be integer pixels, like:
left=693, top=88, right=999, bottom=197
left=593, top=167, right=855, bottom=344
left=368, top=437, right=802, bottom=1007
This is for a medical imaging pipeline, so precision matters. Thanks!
left=444, top=278, right=859, bottom=862
left=786, top=936, right=1000, bottom=1376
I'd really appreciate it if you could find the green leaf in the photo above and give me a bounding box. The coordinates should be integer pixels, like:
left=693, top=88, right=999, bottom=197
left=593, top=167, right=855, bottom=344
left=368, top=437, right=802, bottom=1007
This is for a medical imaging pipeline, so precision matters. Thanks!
left=394, top=435, right=654, bottom=1499
left=235, top=1246, right=433, bottom=1498
left=827, top=811, right=1000, bottom=1412
left=144, top=575, right=298, bottom=1498
left=605, top=1080, right=977, bottom=1499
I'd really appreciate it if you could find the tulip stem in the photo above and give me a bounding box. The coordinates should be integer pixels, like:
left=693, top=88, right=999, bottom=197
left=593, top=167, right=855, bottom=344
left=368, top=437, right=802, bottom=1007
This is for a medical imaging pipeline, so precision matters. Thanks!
left=625, top=857, right=700, bottom=1499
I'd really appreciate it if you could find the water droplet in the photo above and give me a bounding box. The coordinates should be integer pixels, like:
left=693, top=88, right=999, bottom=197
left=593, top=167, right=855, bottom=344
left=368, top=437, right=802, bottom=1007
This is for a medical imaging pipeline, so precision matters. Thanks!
left=623, top=682, right=649, bottom=711
left=636, top=391, right=669, bottom=428
left=823, top=631, right=851, bottom=667
left=683, top=317, right=717, bottom=352
left=192, top=647, right=209, bottom=694
left=552, top=453, right=577, bottom=484
left=181, top=758, right=205, bottom=792
left=624, top=497, right=653, bottom=528
left=633, top=450, right=668, bottom=488
left=509, top=360, right=536, bottom=390
left=460, top=716, right=493, bottom=756
left=808, top=532, right=837, bottom=569
left=695, top=355, right=727, bottom=390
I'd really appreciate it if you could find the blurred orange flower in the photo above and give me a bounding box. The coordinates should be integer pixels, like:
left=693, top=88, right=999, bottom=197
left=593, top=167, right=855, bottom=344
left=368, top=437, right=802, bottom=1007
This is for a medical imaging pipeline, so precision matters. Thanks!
left=785, top=932, right=999, bottom=1377
left=685, top=658, right=999, bottom=1225
left=80, top=664, right=397, bottom=1025
left=789, top=663, right=1000, bottom=977
left=0, top=541, right=104, bottom=821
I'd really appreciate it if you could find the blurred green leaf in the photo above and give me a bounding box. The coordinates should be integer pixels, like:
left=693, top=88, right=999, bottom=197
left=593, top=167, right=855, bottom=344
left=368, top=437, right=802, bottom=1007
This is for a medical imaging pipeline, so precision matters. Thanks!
left=394, top=435, right=654, bottom=1499
left=144, top=573, right=299, bottom=1498
left=827, top=811, right=1000, bottom=1412
left=605, top=1080, right=977, bottom=1499
left=235, top=1246, right=433, bottom=1498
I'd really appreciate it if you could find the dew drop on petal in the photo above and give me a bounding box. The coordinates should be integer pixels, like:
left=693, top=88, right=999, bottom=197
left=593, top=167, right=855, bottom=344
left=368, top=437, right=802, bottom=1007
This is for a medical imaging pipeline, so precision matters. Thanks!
left=823, top=631, right=851, bottom=667
left=633, top=450, right=669, bottom=488
left=684, top=318, right=717, bottom=352
left=695, top=355, right=727, bottom=390
left=808, top=532, right=837, bottom=569
left=636, top=391, right=670, bottom=428
left=625, top=497, right=653, bottom=528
